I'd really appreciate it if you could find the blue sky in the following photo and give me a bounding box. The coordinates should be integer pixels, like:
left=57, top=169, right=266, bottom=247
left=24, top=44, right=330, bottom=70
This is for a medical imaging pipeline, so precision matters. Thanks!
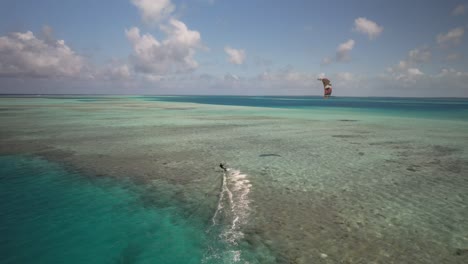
left=1, top=0, right=467, bottom=96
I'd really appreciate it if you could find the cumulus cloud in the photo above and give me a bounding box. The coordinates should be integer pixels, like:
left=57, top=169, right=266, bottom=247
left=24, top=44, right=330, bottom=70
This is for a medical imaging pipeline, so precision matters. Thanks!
left=386, top=65, right=424, bottom=82
left=321, top=39, right=355, bottom=65
left=408, top=47, right=431, bottom=64
left=437, top=27, right=464, bottom=47
left=396, top=60, right=408, bottom=70
left=125, top=18, right=202, bottom=78
left=161, top=19, right=202, bottom=47
left=407, top=68, right=424, bottom=76
left=224, top=46, right=246, bottom=64
left=131, top=0, right=175, bottom=24
left=384, top=46, right=432, bottom=83
left=126, top=0, right=207, bottom=81
left=109, top=64, right=131, bottom=79
left=390, top=47, right=431, bottom=68
left=436, top=68, right=468, bottom=78
left=0, top=29, right=85, bottom=78
left=452, top=4, right=465, bottom=16
left=336, top=39, right=355, bottom=61
left=353, top=17, right=383, bottom=39
left=99, top=61, right=132, bottom=81
left=379, top=67, right=468, bottom=97
left=387, top=67, right=424, bottom=83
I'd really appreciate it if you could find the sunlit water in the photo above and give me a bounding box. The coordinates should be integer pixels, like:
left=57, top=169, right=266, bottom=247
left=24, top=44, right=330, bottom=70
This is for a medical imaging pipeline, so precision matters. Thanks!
left=0, top=155, right=211, bottom=264
left=1, top=95, right=467, bottom=263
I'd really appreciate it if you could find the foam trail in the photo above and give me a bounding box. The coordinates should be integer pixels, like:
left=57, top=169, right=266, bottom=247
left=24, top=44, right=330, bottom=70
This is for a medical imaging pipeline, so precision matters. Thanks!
left=211, top=169, right=228, bottom=225
left=205, top=167, right=252, bottom=263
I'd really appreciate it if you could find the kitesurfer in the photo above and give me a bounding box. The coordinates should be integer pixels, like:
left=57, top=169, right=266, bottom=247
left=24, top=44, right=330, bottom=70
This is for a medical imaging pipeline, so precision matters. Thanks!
left=317, top=77, right=332, bottom=99
left=219, top=163, right=228, bottom=172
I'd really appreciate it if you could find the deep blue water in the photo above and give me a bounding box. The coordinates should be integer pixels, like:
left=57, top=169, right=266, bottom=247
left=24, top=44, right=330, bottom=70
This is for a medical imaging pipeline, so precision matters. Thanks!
left=3, top=95, right=468, bottom=116
left=2, top=95, right=468, bottom=113
left=141, top=96, right=468, bottom=120
left=0, top=155, right=211, bottom=264
left=141, top=96, right=468, bottom=111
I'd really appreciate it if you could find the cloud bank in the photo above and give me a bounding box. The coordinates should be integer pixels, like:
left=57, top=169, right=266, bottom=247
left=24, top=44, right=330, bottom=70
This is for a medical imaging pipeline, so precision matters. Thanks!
left=0, top=29, right=85, bottom=78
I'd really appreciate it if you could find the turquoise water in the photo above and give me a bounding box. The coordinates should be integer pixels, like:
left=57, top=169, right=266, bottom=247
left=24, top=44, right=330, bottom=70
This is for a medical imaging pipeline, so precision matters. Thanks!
left=1, top=95, right=467, bottom=263
left=0, top=155, right=210, bottom=264
left=141, top=95, right=468, bottom=120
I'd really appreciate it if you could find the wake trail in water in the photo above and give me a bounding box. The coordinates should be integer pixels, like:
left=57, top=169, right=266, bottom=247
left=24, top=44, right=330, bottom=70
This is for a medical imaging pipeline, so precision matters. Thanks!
left=204, top=167, right=252, bottom=263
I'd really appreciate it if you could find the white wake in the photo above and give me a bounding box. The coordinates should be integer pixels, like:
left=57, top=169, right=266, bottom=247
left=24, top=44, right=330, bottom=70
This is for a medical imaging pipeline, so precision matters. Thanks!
left=205, top=167, right=252, bottom=263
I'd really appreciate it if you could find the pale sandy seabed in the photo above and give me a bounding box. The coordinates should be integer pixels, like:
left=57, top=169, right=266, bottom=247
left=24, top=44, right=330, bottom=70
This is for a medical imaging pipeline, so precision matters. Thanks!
left=1, top=97, right=467, bottom=263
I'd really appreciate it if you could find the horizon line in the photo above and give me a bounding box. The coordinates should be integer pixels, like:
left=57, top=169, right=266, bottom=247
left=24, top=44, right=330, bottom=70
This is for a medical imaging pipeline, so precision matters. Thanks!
left=1, top=93, right=468, bottom=99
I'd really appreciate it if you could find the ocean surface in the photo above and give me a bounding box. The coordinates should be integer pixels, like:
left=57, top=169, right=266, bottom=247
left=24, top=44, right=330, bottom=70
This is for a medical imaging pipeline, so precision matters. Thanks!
left=0, top=155, right=207, bottom=264
left=1, top=95, right=467, bottom=263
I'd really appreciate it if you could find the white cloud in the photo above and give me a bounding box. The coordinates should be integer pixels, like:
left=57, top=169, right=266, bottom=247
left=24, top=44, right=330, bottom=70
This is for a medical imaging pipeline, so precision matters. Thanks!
left=127, top=0, right=207, bottom=81
left=224, top=46, right=246, bottom=64
left=100, top=61, right=132, bottom=80
left=437, top=27, right=464, bottom=47
left=408, top=47, right=431, bottom=64
left=397, top=60, right=408, bottom=70
left=162, top=19, right=202, bottom=47
left=125, top=18, right=202, bottom=78
left=0, top=29, right=85, bottom=78
left=384, top=46, right=431, bottom=83
left=111, top=64, right=131, bottom=79
left=385, top=45, right=432, bottom=81
left=336, top=39, right=355, bottom=61
left=322, top=39, right=356, bottom=65
left=386, top=66, right=424, bottom=83
left=407, top=68, right=424, bottom=76
left=452, top=4, right=465, bottom=16
left=353, top=17, right=383, bottom=39
left=436, top=68, right=468, bottom=78
left=131, top=0, right=175, bottom=24
left=379, top=67, right=468, bottom=97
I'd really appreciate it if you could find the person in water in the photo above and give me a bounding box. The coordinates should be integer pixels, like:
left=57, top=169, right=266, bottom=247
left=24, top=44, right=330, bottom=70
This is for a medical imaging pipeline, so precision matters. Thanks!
left=219, top=163, right=228, bottom=172
left=317, top=77, right=332, bottom=99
